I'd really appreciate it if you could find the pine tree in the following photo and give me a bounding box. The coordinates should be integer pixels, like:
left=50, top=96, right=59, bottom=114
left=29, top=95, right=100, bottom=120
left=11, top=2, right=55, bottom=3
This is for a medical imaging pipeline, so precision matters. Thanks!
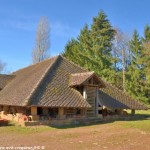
left=127, top=30, right=146, bottom=102
left=140, top=25, right=150, bottom=103
left=91, top=11, right=115, bottom=55
left=64, top=11, right=115, bottom=82
left=63, top=38, right=82, bottom=65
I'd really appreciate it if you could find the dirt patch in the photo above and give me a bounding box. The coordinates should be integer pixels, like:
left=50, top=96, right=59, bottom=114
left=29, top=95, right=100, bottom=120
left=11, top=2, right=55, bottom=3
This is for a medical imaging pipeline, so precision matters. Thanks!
left=0, top=122, right=150, bottom=150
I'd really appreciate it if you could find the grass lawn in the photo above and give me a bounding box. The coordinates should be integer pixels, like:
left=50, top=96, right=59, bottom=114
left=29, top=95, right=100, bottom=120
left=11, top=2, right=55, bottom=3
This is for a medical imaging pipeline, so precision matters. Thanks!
left=117, top=110, right=150, bottom=131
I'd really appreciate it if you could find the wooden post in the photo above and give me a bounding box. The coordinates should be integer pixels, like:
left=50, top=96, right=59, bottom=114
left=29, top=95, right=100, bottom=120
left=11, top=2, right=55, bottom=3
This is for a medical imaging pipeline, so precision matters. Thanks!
left=95, top=87, right=99, bottom=116
left=31, top=106, right=37, bottom=115
left=131, top=109, right=135, bottom=115
left=3, top=106, right=9, bottom=115
left=31, top=106, right=39, bottom=121
left=81, top=108, right=87, bottom=116
left=58, top=107, right=65, bottom=119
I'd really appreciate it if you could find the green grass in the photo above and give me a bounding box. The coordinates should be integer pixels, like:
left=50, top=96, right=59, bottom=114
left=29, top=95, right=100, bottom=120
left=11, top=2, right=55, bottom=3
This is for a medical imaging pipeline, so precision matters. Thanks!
left=122, top=120, right=150, bottom=131
left=136, top=110, right=150, bottom=115
left=117, top=110, right=150, bottom=132
left=127, top=109, right=150, bottom=115
left=1, top=110, right=150, bottom=134
left=0, top=121, right=56, bottom=134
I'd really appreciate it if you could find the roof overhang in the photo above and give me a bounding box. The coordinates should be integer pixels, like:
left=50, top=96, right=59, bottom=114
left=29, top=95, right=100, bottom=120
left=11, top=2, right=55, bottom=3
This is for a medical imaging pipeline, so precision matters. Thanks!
left=69, top=71, right=106, bottom=88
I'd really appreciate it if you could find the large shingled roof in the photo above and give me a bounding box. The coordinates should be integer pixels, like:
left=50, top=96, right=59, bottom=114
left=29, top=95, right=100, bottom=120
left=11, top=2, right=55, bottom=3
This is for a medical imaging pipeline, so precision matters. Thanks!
left=0, top=56, right=91, bottom=108
left=0, top=55, right=148, bottom=110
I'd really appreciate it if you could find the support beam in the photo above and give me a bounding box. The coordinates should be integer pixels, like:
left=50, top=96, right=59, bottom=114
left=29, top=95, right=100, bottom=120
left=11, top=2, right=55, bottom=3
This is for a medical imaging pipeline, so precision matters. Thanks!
left=58, top=107, right=65, bottom=119
left=95, top=87, right=99, bottom=116
left=81, top=108, right=87, bottom=116
left=31, top=106, right=39, bottom=121
left=31, top=106, right=37, bottom=115
left=3, top=106, right=9, bottom=115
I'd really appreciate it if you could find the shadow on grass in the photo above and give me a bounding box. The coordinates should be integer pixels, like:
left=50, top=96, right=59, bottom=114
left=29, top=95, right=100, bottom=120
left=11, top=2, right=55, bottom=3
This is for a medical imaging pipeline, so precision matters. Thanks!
left=50, top=113, right=150, bottom=129
left=0, top=113, right=150, bottom=129
left=0, top=120, right=17, bottom=127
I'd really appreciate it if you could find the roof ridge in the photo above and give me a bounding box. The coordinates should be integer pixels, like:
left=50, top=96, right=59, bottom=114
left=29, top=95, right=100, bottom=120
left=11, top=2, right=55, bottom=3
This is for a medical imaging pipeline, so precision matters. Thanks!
left=12, top=56, right=58, bottom=74
left=22, top=55, right=60, bottom=106
left=71, top=71, right=94, bottom=76
left=60, top=55, right=88, bottom=72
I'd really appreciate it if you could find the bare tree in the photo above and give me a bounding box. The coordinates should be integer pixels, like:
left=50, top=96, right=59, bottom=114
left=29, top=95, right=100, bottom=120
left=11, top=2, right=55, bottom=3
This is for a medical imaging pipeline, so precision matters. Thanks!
left=112, top=27, right=130, bottom=91
left=32, top=17, right=50, bottom=64
left=0, top=60, right=6, bottom=73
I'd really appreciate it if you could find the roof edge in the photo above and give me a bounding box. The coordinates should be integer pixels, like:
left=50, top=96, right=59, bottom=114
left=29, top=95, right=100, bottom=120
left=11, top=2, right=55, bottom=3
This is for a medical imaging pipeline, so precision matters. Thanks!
left=101, top=82, right=149, bottom=110
left=61, top=55, right=88, bottom=72
left=22, top=56, right=60, bottom=106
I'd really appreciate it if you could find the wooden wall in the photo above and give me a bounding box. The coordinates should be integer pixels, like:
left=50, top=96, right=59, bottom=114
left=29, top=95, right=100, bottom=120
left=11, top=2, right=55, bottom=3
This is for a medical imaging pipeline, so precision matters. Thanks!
left=86, top=86, right=97, bottom=117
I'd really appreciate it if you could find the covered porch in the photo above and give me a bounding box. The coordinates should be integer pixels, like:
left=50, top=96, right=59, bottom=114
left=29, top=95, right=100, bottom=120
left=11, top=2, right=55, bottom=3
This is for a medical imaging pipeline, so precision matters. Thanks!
left=0, top=105, right=87, bottom=126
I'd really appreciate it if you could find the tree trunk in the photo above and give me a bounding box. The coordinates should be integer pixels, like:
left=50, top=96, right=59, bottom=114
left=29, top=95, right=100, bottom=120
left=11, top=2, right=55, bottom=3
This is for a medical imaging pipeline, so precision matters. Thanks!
left=122, top=49, right=126, bottom=92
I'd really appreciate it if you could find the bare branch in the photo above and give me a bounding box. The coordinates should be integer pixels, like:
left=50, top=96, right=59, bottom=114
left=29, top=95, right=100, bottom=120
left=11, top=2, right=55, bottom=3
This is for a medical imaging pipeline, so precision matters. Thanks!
left=0, top=60, right=6, bottom=73
left=32, top=17, right=50, bottom=64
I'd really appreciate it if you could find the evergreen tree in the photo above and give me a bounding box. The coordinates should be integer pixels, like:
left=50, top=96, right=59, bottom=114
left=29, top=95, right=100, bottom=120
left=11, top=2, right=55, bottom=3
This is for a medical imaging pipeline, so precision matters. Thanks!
left=91, top=11, right=114, bottom=58
left=140, top=25, right=150, bottom=103
left=64, top=11, right=115, bottom=81
left=63, top=11, right=150, bottom=104
left=127, top=30, right=146, bottom=102
left=63, top=38, right=82, bottom=65
left=143, top=24, right=150, bottom=42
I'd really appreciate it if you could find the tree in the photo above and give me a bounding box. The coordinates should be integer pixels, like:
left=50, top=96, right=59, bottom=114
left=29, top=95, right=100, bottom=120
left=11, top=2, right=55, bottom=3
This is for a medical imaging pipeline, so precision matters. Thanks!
left=140, top=25, right=150, bottom=103
left=112, top=27, right=130, bottom=90
left=32, top=17, right=50, bottom=64
left=64, top=11, right=115, bottom=82
left=126, top=30, right=145, bottom=101
left=63, top=38, right=82, bottom=65
left=0, top=60, right=6, bottom=73
left=63, top=11, right=150, bottom=104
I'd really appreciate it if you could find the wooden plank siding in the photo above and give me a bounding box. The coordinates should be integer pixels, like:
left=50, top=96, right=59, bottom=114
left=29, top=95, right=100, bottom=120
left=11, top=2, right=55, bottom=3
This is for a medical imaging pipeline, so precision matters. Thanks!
left=86, top=86, right=97, bottom=117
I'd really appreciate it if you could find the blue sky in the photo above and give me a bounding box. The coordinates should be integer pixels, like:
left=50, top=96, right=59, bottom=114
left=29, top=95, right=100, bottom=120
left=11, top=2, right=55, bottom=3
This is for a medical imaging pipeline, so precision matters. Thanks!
left=1, top=0, right=150, bottom=73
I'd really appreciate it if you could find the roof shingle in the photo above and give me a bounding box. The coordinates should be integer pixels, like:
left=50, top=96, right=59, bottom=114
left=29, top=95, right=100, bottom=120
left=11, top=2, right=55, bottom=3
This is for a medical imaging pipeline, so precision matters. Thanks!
left=0, top=74, right=15, bottom=90
left=99, top=82, right=148, bottom=110
left=69, top=71, right=105, bottom=87
left=0, top=55, right=148, bottom=110
left=0, top=56, right=91, bottom=108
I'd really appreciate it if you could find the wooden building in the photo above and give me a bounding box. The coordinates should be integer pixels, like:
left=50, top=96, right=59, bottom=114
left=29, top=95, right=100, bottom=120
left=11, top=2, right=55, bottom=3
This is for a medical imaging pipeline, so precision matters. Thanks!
left=0, top=55, right=148, bottom=126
